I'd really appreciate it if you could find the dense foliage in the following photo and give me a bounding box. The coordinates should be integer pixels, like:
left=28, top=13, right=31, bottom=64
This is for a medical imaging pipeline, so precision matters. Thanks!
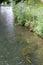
left=33, top=6, right=43, bottom=37
left=0, top=0, right=11, bottom=4
left=13, top=1, right=43, bottom=38
left=13, top=0, right=26, bottom=4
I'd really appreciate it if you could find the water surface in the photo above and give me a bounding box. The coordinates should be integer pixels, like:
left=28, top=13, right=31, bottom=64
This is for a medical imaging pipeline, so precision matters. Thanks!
left=0, top=6, right=43, bottom=65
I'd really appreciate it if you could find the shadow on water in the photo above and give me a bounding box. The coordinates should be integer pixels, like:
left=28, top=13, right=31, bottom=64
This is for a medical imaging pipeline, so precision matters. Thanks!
left=0, top=6, right=43, bottom=65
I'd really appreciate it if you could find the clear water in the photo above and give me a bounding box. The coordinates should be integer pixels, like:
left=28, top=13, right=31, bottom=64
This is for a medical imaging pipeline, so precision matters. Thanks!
left=0, top=6, right=43, bottom=65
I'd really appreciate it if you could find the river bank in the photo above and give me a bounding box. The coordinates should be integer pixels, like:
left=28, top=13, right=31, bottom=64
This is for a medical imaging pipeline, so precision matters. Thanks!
left=13, top=2, right=43, bottom=38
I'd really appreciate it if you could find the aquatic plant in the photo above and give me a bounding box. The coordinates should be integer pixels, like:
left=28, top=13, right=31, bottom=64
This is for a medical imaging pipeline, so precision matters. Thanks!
left=22, top=43, right=39, bottom=65
left=21, top=41, right=43, bottom=65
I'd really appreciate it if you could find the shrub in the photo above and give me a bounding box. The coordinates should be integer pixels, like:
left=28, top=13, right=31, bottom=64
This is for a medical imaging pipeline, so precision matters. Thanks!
left=13, top=2, right=43, bottom=37
left=14, top=2, right=31, bottom=27
left=33, top=7, right=43, bottom=37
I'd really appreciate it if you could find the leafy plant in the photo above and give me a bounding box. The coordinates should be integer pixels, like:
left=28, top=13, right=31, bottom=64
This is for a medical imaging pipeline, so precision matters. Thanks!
left=14, top=2, right=31, bottom=27
left=13, top=2, right=43, bottom=38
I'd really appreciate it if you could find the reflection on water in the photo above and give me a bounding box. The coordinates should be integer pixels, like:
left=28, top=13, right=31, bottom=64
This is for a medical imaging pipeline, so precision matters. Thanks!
left=0, top=6, right=43, bottom=65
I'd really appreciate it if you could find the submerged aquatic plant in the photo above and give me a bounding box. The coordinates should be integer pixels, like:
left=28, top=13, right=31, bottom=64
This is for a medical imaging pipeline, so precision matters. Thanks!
left=21, top=41, right=43, bottom=65
left=22, top=43, right=39, bottom=65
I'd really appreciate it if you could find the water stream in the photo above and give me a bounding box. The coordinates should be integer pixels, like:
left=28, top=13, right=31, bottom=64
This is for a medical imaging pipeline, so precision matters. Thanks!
left=0, top=6, right=43, bottom=65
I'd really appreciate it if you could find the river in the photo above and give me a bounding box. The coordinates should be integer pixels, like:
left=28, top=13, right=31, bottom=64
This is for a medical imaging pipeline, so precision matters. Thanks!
left=0, top=6, right=43, bottom=65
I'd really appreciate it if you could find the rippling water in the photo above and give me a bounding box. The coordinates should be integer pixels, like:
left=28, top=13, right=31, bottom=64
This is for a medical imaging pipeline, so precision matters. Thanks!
left=0, top=6, right=43, bottom=65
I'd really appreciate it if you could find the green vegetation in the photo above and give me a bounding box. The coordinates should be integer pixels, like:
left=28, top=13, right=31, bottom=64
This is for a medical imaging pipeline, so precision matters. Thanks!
left=32, top=6, right=43, bottom=37
left=14, top=2, right=31, bottom=27
left=13, top=1, right=43, bottom=64
left=0, top=0, right=11, bottom=5
left=13, top=0, right=43, bottom=38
